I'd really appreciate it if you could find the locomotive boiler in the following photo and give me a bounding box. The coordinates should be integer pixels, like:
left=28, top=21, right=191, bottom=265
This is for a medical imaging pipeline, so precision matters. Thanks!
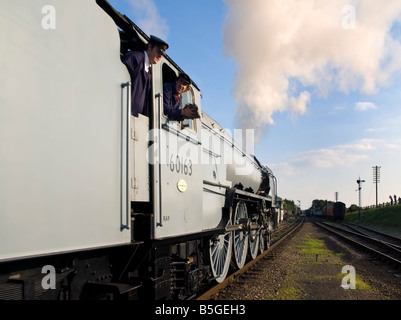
left=0, top=0, right=279, bottom=300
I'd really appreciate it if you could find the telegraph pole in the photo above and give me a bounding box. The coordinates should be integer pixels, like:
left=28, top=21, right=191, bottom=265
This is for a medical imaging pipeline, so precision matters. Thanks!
left=373, top=166, right=381, bottom=207
left=357, top=177, right=365, bottom=220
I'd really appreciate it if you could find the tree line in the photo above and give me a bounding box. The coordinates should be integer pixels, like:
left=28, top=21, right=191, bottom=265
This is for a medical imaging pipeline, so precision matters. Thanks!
left=309, top=199, right=358, bottom=213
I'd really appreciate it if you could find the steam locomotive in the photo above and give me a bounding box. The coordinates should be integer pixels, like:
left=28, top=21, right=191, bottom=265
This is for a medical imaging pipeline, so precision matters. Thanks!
left=0, top=0, right=278, bottom=300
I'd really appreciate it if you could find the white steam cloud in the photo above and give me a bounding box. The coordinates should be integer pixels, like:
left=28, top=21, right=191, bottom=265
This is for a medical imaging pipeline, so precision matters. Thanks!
left=126, top=0, right=169, bottom=39
left=222, top=0, right=401, bottom=140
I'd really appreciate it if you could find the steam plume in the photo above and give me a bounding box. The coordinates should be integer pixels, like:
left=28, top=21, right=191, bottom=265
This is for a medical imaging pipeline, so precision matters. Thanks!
left=222, top=0, right=401, bottom=140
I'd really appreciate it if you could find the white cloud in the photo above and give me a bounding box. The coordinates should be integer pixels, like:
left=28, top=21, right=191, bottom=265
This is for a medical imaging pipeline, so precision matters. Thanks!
left=270, top=137, right=401, bottom=207
left=126, top=0, right=169, bottom=40
left=341, top=139, right=381, bottom=151
left=355, top=102, right=378, bottom=111
left=293, top=148, right=368, bottom=169
left=273, top=138, right=381, bottom=173
left=365, top=127, right=385, bottom=133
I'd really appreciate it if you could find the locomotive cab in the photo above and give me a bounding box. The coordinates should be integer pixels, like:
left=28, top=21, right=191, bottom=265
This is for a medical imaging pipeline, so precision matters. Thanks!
left=118, top=40, right=207, bottom=240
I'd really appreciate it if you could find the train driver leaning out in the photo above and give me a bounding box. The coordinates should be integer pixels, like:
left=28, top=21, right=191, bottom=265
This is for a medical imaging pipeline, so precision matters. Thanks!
left=163, top=73, right=200, bottom=121
left=121, top=35, right=169, bottom=117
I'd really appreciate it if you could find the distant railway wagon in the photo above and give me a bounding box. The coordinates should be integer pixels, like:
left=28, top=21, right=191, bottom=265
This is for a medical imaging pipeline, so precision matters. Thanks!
left=322, top=202, right=346, bottom=221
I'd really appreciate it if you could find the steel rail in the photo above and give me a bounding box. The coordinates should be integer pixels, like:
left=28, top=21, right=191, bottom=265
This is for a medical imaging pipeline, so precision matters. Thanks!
left=195, top=217, right=304, bottom=300
left=312, top=219, right=401, bottom=269
left=338, top=221, right=401, bottom=250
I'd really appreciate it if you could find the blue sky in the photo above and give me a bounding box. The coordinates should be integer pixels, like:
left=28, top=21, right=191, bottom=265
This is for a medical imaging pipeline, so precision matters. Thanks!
left=108, top=0, right=401, bottom=209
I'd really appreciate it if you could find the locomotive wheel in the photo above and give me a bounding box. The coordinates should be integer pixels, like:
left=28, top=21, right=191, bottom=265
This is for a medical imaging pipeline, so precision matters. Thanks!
left=259, top=229, right=270, bottom=254
left=208, top=219, right=232, bottom=283
left=248, top=220, right=260, bottom=259
left=232, top=200, right=249, bottom=269
left=264, top=230, right=271, bottom=250
left=258, top=229, right=265, bottom=254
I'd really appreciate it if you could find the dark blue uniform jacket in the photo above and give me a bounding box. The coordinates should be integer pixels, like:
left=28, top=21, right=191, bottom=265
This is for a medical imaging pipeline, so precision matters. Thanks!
left=163, top=82, right=183, bottom=121
left=121, top=51, right=152, bottom=117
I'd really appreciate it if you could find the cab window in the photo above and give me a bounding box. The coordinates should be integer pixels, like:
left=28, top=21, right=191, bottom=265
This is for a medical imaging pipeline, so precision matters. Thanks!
left=161, top=63, right=197, bottom=132
left=181, top=87, right=196, bottom=131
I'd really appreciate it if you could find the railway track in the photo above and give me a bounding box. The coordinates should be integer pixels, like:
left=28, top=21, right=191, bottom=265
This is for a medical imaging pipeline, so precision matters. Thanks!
left=312, top=218, right=401, bottom=272
left=338, top=222, right=401, bottom=250
left=195, top=217, right=304, bottom=300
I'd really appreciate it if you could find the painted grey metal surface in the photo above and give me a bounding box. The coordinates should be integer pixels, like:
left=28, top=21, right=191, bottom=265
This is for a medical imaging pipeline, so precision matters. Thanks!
left=0, top=1, right=131, bottom=261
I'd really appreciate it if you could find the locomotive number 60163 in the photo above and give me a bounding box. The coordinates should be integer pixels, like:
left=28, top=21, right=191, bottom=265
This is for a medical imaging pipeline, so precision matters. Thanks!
left=169, top=154, right=193, bottom=176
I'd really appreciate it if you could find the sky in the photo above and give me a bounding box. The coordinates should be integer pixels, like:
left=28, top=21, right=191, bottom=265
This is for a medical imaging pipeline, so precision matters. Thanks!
left=108, top=0, right=401, bottom=210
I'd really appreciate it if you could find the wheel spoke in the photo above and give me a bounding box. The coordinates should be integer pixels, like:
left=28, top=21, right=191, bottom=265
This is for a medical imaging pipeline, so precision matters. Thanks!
left=249, top=229, right=260, bottom=259
left=259, top=229, right=265, bottom=254
left=232, top=201, right=248, bottom=269
left=209, top=220, right=232, bottom=283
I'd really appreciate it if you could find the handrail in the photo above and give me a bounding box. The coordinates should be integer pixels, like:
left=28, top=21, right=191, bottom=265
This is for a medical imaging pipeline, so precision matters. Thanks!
left=121, top=82, right=131, bottom=230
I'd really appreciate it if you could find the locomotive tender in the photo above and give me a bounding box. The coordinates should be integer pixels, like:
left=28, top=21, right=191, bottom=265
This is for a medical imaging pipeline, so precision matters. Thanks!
left=0, top=0, right=278, bottom=300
